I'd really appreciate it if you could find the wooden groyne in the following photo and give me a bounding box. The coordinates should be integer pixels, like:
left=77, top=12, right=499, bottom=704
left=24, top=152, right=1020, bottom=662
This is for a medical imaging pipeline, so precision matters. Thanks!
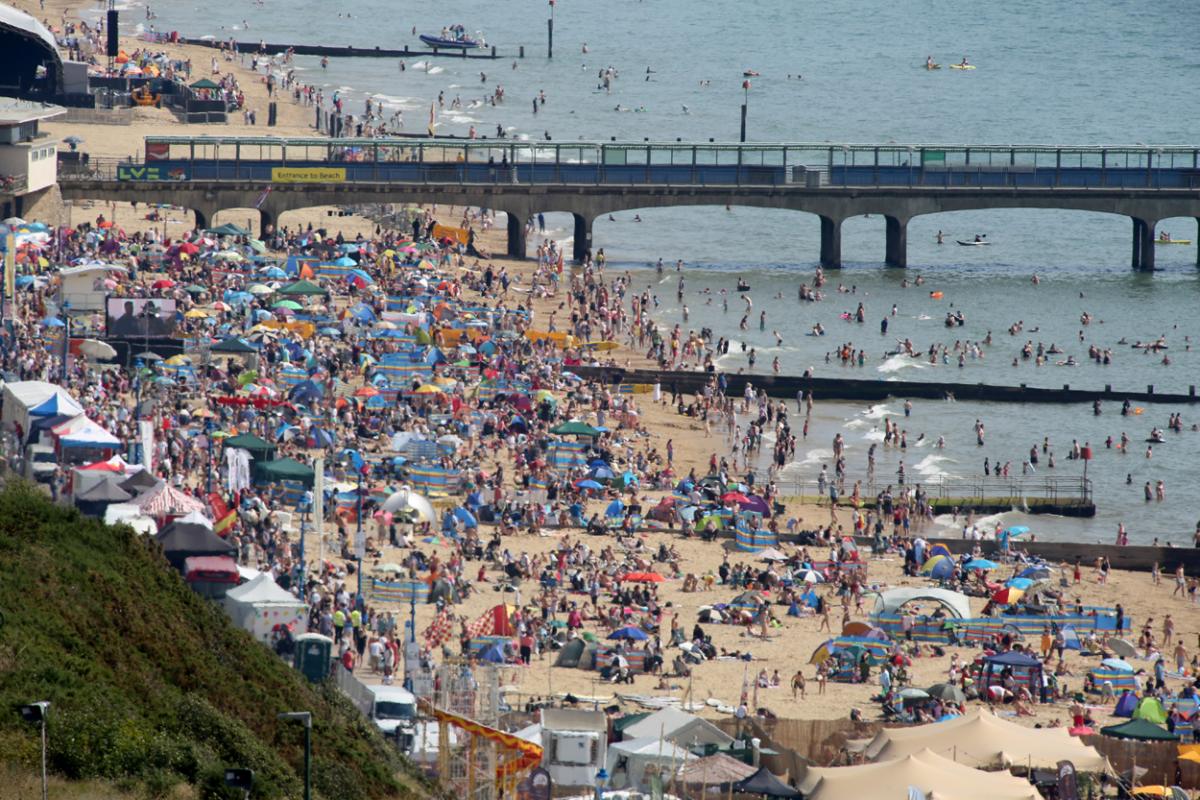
left=175, top=37, right=512, bottom=60
left=851, top=535, right=1200, bottom=574
left=573, top=365, right=1199, bottom=405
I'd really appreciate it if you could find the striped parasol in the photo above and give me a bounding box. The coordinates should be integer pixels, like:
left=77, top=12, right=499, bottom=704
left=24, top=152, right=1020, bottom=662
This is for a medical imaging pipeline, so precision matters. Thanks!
left=137, top=484, right=209, bottom=517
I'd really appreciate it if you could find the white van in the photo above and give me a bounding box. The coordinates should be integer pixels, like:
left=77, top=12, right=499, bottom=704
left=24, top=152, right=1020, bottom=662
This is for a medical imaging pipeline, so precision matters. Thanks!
left=369, top=686, right=417, bottom=736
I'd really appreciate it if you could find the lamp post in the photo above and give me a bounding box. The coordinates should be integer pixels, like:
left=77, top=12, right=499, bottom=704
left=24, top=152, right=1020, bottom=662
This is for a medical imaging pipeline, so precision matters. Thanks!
left=276, top=711, right=312, bottom=800
left=60, top=300, right=70, bottom=382
left=205, top=418, right=215, bottom=496
left=19, top=701, right=50, bottom=800
left=355, top=463, right=369, bottom=608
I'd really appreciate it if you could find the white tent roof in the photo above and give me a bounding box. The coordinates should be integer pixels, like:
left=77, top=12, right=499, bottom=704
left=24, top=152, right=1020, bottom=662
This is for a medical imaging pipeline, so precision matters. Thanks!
left=55, top=416, right=120, bottom=447
left=798, top=748, right=1043, bottom=800
left=864, top=709, right=1108, bottom=772
left=225, top=572, right=300, bottom=605
left=2, top=381, right=83, bottom=430
left=623, top=707, right=733, bottom=747
left=871, top=587, right=972, bottom=619
left=608, top=736, right=697, bottom=760
left=58, top=264, right=129, bottom=277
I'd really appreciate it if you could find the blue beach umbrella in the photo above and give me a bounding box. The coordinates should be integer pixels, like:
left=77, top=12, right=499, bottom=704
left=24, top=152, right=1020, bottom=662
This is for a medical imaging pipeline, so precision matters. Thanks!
left=1005, top=577, right=1034, bottom=590
left=608, top=626, right=649, bottom=641
left=605, top=499, right=625, bottom=518
left=964, top=558, right=998, bottom=571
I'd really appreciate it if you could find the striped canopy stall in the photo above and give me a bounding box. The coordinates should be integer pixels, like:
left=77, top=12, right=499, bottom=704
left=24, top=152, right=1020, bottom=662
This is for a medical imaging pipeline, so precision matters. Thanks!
left=136, top=483, right=209, bottom=517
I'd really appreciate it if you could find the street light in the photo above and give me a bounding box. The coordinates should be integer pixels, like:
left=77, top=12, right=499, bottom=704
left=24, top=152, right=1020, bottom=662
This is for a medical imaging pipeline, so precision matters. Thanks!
left=18, top=701, right=50, bottom=800
left=276, top=711, right=312, bottom=800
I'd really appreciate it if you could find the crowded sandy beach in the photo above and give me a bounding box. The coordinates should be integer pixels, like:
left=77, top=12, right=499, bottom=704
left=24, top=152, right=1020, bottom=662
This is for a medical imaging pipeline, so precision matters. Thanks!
left=4, top=0, right=1200, bottom=798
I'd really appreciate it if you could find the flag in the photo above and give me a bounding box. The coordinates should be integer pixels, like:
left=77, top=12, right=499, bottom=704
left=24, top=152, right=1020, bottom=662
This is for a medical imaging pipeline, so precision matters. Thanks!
left=427, top=102, right=437, bottom=137
left=214, top=509, right=238, bottom=535
left=254, top=186, right=272, bottom=209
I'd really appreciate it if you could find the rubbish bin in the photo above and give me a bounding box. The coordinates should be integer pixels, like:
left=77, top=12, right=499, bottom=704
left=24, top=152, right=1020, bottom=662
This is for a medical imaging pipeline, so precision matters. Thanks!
left=292, top=633, right=334, bottom=683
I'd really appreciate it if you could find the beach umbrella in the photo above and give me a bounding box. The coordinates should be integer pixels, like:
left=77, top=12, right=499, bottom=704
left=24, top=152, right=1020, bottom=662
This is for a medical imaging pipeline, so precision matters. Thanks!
left=925, top=683, right=966, bottom=703
left=898, top=688, right=930, bottom=700
left=381, top=489, right=435, bottom=521
left=41, top=316, right=64, bottom=327
left=1002, top=525, right=1030, bottom=537
left=1018, top=565, right=1052, bottom=580
left=1068, top=725, right=1095, bottom=737
left=574, top=479, right=603, bottom=491
left=800, top=569, right=824, bottom=584
left=1005, top=577, right=1034, bottom=590
left=374, top=562, right=404, bottom=574
left=608, top=626, right=649, bottom=641
left=272, top=299, right=302, bottom=310
left=990, top=586, right=1024, bottom=604
left=77, top=339, right=117, bottom=360
left=1102, top=657, right=1134, bottom=672
left=963, top=558, right=998, bottom=571
left=605, top=499, right=624, bottom=518
left=721, top=491, right=751, bottom=505
left=620, top=572, right=665, bottom=583
left=758, top=548, right=788, bottom=562
left=414, top=384, right=443, bottom=394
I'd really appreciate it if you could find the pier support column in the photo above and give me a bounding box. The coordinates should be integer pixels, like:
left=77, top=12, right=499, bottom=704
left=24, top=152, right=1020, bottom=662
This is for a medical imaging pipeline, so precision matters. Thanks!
left=506, top=209, right=527, bottom=259
left=884, top=215, right=908, bottom=268
left=572, top=213, right=592, bottom=265
left=1196, top=218, right=1200, bottom=266
left=1131, top=217, right=1157, bottom=271
left=259, top=208, right=275, bottom=238
left=819, top=216, right=842, bottom=269
left=192, top=205, right=217, bottom=231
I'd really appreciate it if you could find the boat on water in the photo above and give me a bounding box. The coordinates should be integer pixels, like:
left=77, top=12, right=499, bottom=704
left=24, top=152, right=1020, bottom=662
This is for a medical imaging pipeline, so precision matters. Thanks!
left=1154, top=238, right=1192, bottom=245
left=420, top=33, right=481, bottom=49
left=420, top=25, right=482, bottom=49
left=950, top=64, right=976, bottom=70
left=736, top=280, right=751, bottom=292
left=957, top=239, right=991, bottom=246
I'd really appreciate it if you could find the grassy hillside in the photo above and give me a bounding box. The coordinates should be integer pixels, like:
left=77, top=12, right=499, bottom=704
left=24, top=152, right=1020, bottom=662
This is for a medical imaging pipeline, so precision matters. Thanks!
left=0, top=483, right=438, bottom=800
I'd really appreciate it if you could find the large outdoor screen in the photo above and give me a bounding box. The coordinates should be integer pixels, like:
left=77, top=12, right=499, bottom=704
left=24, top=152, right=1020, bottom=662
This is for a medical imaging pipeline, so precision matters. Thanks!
left=106, top=297, right=177, bottom=338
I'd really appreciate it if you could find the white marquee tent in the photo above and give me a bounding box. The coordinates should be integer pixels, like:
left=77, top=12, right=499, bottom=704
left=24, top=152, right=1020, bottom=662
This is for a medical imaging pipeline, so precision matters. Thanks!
left=222, top=572, right=306, bottom=643
left=798, top=748, right=1043, bottom=800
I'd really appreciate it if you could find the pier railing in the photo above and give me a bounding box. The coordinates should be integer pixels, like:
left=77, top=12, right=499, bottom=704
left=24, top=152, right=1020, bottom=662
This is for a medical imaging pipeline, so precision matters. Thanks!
left=61, top=138, right=1200, bottom=191
left=772, top=475, right=1092, bottom=506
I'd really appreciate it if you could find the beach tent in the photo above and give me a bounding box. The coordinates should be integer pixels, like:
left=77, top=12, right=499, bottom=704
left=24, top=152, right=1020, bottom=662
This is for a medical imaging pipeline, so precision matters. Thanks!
left=798, top=748, right=1044, bottom=800
left=223, top=432, right=276, bottom=461
left=1133, top=697, right=1169, bottom=724
left=206, top=222, right=250, bottom=236
left=870, top=587, right=971, bottom=620
left=1061, top=625, right=1082, bottom=650
left=256, top=456, right=315, bottom=488
left=156, top=520, right=235, bottom=569
left=677, top=754, right=758, bottom=788
left=981, top=651, right=1044, bottom=701
left=731, top=766, right=801, bottom=798
left=623, top=707, right=733, bottom=748
left=604, top=736, right=697, bottom=792
left=2, top=381, right=84, bottom=434
left=223, top=572, right=307, bottom=643
left=554, top=637, right=588, bottom=669
left=1101, top=719, right=1177, bottom=741
left=863, top=708, right=1108, bottom=771
left=1114, top=691, right=1139, bottom=718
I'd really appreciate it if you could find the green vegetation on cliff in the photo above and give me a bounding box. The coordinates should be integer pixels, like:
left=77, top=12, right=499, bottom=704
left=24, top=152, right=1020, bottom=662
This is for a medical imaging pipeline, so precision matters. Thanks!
left=0, top=483, right=435, bottom=799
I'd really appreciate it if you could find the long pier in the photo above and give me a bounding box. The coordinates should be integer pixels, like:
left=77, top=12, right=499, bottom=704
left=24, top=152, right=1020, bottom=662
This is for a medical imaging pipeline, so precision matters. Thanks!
left=175, top=37, right=509, bottom=60
left=570, top=365, right=1200, bottom=405
left=58, top=137, right=1200, bottom=269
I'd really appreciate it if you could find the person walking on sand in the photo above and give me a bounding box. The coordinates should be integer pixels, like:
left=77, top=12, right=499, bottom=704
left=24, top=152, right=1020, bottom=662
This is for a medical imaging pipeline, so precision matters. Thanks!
left=791, top=669, right=806, bottom=699
left=818, top=595, right=831, bottom=632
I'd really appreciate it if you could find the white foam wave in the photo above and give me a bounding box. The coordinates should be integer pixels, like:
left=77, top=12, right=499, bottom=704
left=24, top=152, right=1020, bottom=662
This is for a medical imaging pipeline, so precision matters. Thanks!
left=877, top=354, right=929, bottom=374
left=861, top=403, right=896, bottom=420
